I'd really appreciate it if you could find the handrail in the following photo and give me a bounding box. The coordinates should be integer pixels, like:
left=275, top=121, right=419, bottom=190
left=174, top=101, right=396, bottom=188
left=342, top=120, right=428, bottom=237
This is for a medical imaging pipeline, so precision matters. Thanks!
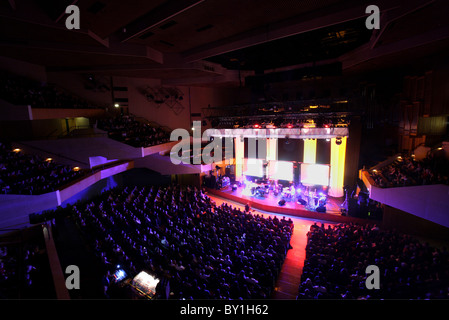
left=56, top=159, right=133, bottom=192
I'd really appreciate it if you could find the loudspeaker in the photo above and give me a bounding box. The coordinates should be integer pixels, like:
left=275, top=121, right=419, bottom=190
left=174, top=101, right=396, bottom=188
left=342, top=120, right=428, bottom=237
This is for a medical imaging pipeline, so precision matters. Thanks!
left=278, top=199, right=286, bottom=206
left=316, top=206, right=326, bottom=213
left=297, top=198, right=307, bottom=205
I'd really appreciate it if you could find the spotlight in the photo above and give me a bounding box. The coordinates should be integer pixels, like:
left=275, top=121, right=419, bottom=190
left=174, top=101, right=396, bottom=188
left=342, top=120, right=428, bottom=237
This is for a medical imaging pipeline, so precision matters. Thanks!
left=335, top=137, right=342, bottom=145
left=254, top=124, right=260, bottom=129
left=45, top=158, right=53, bottom=162
left=73, top=167, right=80, bottom=172
left=114, top=103, right=120, bottom=108
left=13, top=148, right=21, bottom=153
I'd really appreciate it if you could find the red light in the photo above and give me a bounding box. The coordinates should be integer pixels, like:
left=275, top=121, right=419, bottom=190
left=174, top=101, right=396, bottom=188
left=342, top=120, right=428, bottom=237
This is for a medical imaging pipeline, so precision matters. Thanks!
left=324, top=124, right=329, bottom=128
left=287, top=124, right=293, bottom=129
left=254, top=124, right=260, bottom=128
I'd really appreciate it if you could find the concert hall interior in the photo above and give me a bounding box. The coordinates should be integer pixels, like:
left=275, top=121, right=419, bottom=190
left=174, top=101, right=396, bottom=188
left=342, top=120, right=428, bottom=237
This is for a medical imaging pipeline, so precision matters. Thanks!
left=1, top=0, right=449, bottom=302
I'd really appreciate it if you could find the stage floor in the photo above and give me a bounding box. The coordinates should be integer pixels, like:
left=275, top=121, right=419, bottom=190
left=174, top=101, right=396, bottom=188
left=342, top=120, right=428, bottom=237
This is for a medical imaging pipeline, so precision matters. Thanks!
left=206, top=186, right=371, bottom=224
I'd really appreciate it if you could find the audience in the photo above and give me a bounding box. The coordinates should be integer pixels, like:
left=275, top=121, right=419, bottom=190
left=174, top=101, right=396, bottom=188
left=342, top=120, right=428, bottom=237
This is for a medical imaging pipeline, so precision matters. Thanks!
left=60, top=184, right=293, bottom=299
left=0, top=70, right=91, bottom=109
left=371, top=153, right=449, bottom=188
left=97, top=115, right=170, bottom=148
left=0, top=231, right=52, bottom=298
left=297, top=222, right=449, bottom=299
left=0, top=141, right=86, bottom=195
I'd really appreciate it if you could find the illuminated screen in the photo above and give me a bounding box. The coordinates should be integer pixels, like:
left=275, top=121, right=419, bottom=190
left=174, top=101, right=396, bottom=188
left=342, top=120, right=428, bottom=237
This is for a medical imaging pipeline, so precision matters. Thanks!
left=268, top=161, right=293, bottom=181
left=243, top=158, right=264, bottom=177
left=113, top=268, right=127, bottom=282
left=300, top=163, right=330, bottom=186
left=132, top=271, right=160, bottom=299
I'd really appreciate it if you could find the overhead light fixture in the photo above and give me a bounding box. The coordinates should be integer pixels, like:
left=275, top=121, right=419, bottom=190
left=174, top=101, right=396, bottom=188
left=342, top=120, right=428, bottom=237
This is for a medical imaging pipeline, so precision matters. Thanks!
left=114, top=103, right=120, bottom=108
left=13, top=148, right=21, bottom=153
left=335, top=137, right=342, bottom=145
left=45, top=158, right=53, bottom=162
left=73, top=167, right=80, bottom=172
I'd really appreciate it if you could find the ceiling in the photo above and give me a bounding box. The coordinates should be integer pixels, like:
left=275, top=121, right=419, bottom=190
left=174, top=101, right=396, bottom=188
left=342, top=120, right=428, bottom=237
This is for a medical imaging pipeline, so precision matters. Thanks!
left=0, top=0, right=448, bottom=87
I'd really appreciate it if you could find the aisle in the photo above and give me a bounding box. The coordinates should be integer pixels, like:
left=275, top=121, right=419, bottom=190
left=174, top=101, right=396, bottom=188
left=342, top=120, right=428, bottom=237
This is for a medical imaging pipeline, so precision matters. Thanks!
left=206, top=193, right=336, bottom=299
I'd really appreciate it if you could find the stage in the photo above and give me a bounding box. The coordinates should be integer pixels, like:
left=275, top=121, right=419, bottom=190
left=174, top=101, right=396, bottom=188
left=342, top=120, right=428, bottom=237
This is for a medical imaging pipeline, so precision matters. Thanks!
left=205, top=185, right=373, bottom=224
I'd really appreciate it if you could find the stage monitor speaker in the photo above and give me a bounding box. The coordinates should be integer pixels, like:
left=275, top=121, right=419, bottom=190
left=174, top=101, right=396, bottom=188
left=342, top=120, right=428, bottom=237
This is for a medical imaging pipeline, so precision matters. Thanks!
left=297, top=198, right=307, bottom=205
left=278, top=199, right=286, bottom=206
left=316, top=206, right=326, bottom=213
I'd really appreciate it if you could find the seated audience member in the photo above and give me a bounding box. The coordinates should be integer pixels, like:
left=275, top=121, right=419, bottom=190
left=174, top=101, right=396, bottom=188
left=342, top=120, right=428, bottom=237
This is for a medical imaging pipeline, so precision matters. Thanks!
left=0, top=236, right=51, bottom=298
